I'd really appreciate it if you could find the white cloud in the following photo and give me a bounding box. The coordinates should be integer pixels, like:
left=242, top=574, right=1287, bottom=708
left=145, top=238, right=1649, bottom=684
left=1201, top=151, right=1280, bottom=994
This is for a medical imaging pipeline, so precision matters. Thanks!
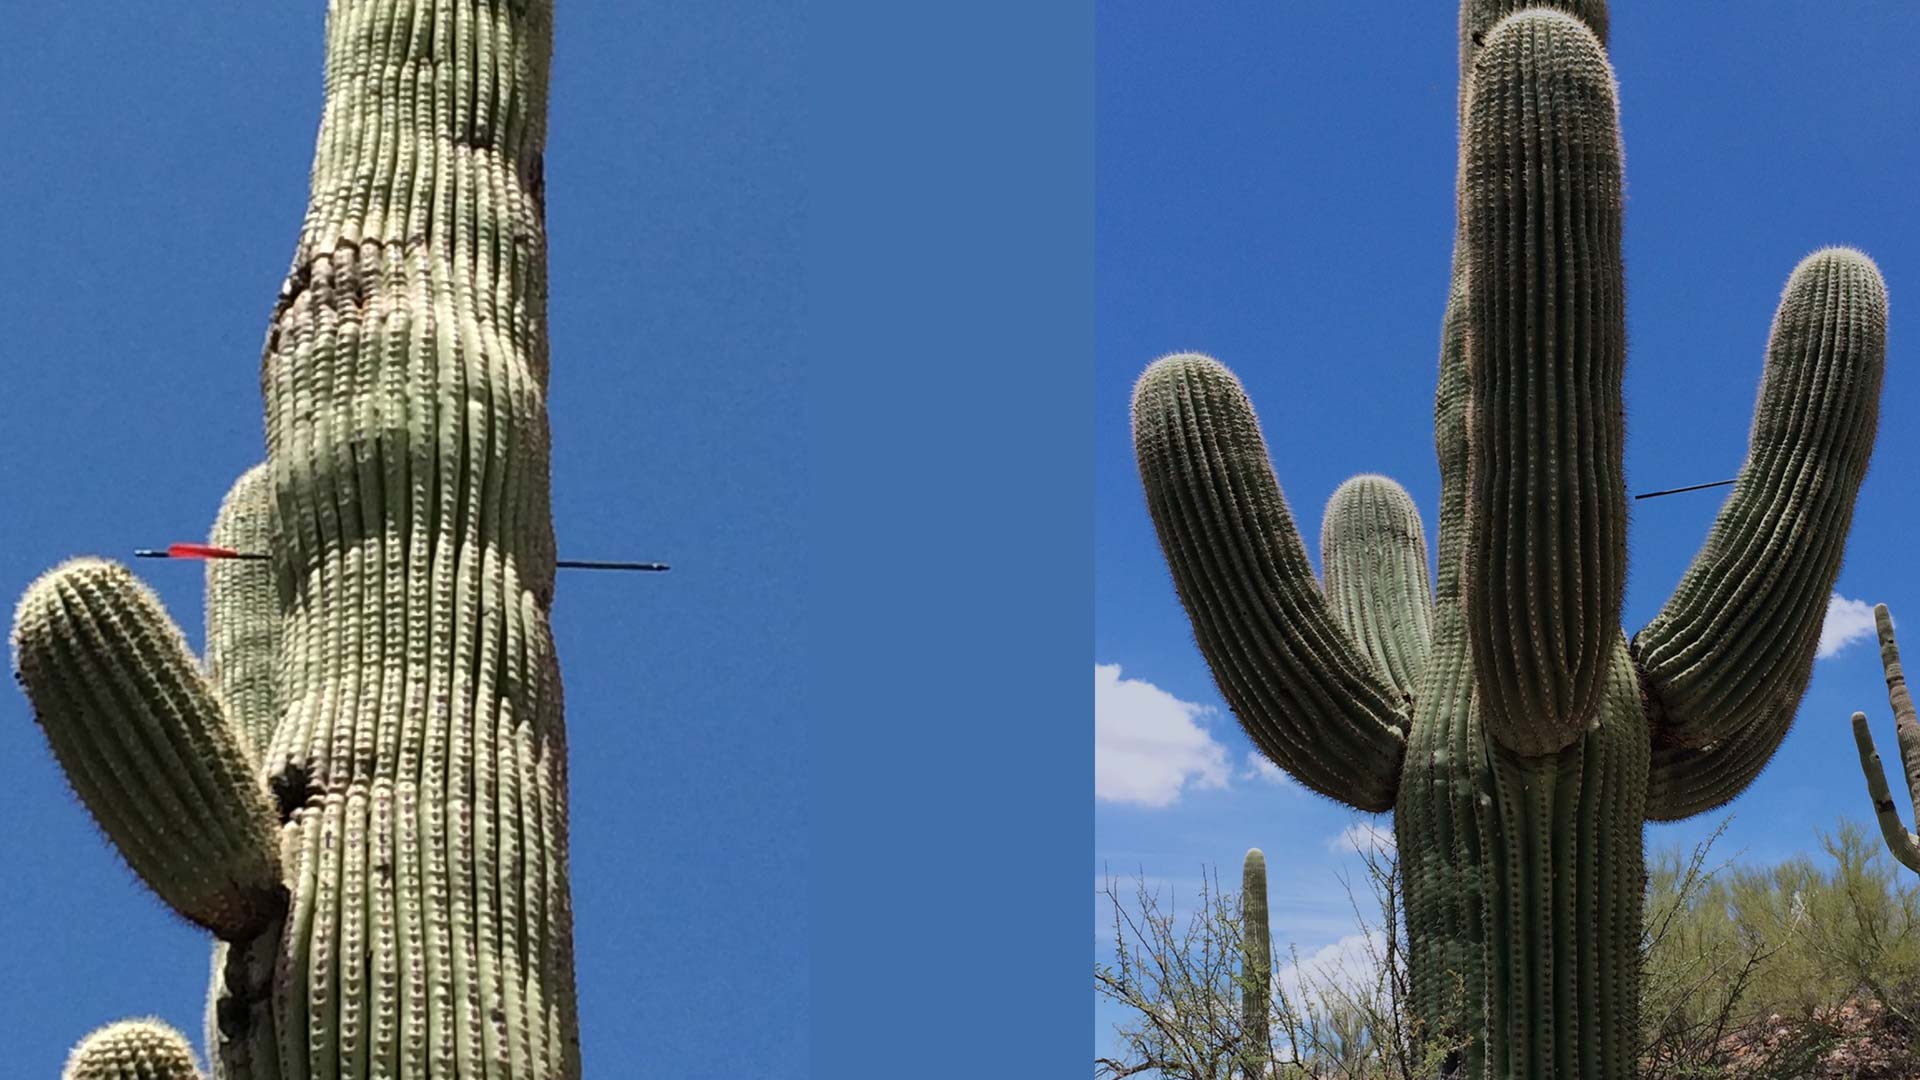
left=1818, top=594, right=1880, bottom=659
left=1095, top=664, right=1231, bottom=807
left=1328, top=821, right=1395, bottom=855
left=1241, top=752, right=1297, bottom=790
left=1275, top=931, right=1388, bottom=1014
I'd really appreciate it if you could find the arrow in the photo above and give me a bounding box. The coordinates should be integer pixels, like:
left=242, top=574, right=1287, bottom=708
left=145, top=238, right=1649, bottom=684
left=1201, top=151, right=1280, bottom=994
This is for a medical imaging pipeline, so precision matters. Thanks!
left=136, top=545, right=668, bottom=572
left=135, top=543, right=262, bottom=561
left=1632, top=478, right=1737, bottom=501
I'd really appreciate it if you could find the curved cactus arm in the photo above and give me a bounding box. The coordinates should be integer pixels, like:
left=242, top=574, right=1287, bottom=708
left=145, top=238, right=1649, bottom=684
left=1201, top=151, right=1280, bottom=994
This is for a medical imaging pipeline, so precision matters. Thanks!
left=1852, top=713, right=1920, bottom=873
left=1320, top=475, right=1435, bottom=702
left=12, top=560, right=284, bottom=940
left=1631, top=250, right=1886, bottom=769
left=203, top=465, right=282, bottom=760
left=1850, top=604, right=1920, bottom=872
left=1872, top=605, right=1920, bottom=816
left=1643, top=722, right=1778, bottom=822
left=1239, top=848, right=1272, bottom=1074
left=1461, top=10, right=1626, bottom=757
left=62, top=1019, right=206, bottom=1080
left=1133, top=353, right=1410, bottom=812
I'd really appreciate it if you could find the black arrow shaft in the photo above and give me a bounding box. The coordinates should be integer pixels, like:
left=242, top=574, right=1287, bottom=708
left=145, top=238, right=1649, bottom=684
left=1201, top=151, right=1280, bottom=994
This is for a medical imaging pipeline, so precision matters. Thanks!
left=1633, top=478, right=1736, bottom=500
left=137, top=550, right=668, bottom=571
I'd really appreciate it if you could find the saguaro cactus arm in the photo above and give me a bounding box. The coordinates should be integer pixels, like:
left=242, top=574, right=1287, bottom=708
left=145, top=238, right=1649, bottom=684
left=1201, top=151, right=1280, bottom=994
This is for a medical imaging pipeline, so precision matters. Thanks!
left=61, top=1020, right=205, bottom=1080
left=1461, top=10, right=1627, bottom=758
left=11, top=559, right=284, bottom=941
left=202, top=464, right=281, bottom=760
left=1643, top=726, right=1783, bottom=823
left=1633, top=249, right=1886, bottom=814
left=1851, top=604, right=1920, bottom=872
left=1320, top=475, right=1435, bottom=701
left=1132, top=353, right=1410, bottom=812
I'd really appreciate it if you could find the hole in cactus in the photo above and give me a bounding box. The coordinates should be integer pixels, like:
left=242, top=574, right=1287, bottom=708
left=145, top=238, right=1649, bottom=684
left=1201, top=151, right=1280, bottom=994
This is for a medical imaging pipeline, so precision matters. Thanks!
left=216, top=996, right=251, bottom=1040
left=270, top=761, right=313, bottom=823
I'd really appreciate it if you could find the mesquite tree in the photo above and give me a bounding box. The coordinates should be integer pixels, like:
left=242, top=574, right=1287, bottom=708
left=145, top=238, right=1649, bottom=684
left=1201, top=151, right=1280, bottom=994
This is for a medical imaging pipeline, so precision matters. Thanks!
left=1129, top=4, right=1887, bottom=1077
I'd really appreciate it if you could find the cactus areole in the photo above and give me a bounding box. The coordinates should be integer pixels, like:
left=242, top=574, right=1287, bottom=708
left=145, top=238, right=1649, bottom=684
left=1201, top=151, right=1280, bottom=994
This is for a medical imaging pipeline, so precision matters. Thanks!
left=1129, top=4, right=1886, bottom=1077
left=13, top=2, right=581, bottom=1077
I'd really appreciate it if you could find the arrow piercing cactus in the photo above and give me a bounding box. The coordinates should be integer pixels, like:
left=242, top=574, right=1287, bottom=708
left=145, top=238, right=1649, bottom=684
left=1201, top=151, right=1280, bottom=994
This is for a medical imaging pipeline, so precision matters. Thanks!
left=13, top=2, right=577, bottom=1077
left=1851, top=605, right=1920, bottom=874
left=1130, top=4, right=1887, bottom=1076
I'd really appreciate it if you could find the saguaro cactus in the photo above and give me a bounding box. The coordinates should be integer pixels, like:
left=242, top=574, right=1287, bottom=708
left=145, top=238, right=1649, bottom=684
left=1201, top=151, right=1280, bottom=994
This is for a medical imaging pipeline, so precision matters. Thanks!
left=1239, top=848, right=1272, bottom=1076
left=60, top=1021, right=203, bottom=1080
left=1130, top=4, right=1887, bottom=1076
left=1851, top=605, right=1920, bottom=874
left=13, top=3, right=576, bottom=1077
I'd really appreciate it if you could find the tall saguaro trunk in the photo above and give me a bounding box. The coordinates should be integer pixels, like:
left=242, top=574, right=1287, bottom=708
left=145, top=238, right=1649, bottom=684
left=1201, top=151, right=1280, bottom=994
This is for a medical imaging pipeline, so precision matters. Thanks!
left=11, top=4, right=580, bottom=1078
left=257, top=2, right=573, bottom=1076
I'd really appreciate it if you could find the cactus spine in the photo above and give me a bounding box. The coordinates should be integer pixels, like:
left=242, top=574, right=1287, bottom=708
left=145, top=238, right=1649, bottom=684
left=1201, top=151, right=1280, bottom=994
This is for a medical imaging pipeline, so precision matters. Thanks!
left=12, top=3, right=576, bottom=1078
left=61, top=1021, right=203, bottom=1080
left=1851, top=605, right=1920, bottom=873
left=1129, top=4, right=1887, bottom=1076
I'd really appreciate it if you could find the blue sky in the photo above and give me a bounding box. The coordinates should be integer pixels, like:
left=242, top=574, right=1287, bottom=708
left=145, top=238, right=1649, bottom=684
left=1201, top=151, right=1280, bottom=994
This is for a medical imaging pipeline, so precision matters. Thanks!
left=1095, top=2, right=1920, bottom=1061
left=0, top=5, right=801, bottom=1075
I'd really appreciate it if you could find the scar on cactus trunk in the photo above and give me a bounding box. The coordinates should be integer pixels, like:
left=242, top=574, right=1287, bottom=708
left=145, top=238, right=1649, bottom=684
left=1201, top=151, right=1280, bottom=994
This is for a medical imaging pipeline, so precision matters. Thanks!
left=13, top=3, right=577, bottom=1078
left=1129, top=4, right=1887, bottom=1077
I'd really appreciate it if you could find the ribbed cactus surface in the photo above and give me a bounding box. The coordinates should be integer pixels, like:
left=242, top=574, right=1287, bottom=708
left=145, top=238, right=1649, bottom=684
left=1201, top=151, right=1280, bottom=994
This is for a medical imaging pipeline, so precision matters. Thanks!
left=1129, top=4, right=1887, bottom=1076
left=1239, top=848, right=1271, bottom=1074
left=13, top=3, right=577, bottom=1077
left=61, top=1021, right=203, bottom=1080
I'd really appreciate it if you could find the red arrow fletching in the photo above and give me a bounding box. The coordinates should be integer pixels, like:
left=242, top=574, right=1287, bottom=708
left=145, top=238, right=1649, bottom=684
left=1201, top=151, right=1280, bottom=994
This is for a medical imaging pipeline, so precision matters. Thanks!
left=167, top=543, right=243, bottom=560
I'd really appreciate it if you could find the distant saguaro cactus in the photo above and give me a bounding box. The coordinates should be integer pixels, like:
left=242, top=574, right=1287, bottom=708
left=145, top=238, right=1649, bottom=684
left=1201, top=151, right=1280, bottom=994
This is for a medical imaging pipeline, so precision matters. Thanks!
left=1851, top=605, right=1920, bottom=875
left=1129, top=4, right=1887, bottom=1076
left=13, top=2, right=578, bottom=1077
left=1239, top=848, right=1272, bottom=1076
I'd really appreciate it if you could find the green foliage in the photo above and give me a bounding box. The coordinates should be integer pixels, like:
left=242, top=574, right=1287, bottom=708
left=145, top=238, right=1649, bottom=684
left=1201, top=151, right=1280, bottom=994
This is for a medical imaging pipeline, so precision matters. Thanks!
left=1100, top=824, right=1920, bottom=1080
left=1098, top=842, right=1465, bottom=1080
left=1641, top=820, right=1920, bottom=1078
